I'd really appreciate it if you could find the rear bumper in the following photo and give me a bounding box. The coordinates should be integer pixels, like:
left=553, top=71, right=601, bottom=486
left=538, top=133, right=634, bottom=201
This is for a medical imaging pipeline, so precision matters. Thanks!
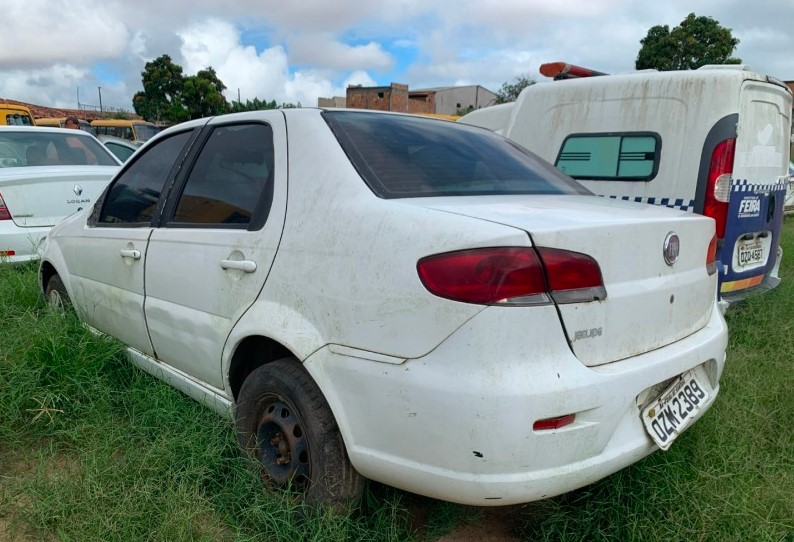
left=720, top=246, right=783, bottom=307
left=0, top=222, right=49, bottom=263
left=305, top=303, right=728, bottom=506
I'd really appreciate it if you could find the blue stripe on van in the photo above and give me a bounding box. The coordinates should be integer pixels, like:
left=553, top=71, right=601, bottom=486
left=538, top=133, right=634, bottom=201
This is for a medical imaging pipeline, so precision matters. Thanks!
left=604, top=195, right=695, bottom=212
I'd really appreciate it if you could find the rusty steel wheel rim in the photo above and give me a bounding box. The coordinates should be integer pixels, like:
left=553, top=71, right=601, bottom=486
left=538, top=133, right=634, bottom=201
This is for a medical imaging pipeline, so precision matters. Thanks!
left=255, top=397, right=311, bottom=487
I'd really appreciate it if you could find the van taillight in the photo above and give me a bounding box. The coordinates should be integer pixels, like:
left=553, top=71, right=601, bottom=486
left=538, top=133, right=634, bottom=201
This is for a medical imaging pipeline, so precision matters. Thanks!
left=417, top=247, right=606, bottom=305
left=0, top=193, right=10, bottom=221
left=704, top=138, right=735, bottom=238
left=707, top=234, right=718, bottom=276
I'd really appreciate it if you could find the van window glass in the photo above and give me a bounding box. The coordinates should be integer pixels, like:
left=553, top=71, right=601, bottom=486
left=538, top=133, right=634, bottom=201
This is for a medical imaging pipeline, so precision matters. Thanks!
left=170, top=123, right=273, bottom=226
left=555, top=133, right=660, bottom=181
left=324, top=111, right=588, bottom=198
left=99, top=130, right=192, bottom=224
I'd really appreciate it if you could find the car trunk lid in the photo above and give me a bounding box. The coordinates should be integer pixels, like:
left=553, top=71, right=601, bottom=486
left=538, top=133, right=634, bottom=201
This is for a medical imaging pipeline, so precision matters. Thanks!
left=0, top=166, right=116, bottom=227
left=407, top=194, right=717, bottom=366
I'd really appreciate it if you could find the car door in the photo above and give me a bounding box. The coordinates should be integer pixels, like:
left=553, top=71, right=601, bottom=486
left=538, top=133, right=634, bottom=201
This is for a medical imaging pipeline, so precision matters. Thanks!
left=68, top=129, right=197, bottom=354
left=143, top=114, right=287, bottom=390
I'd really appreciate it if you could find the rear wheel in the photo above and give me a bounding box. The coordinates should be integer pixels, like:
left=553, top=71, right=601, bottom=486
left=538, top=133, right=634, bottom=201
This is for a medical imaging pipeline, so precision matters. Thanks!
left=235, top=357, right=364, bottom=507
left=45, top=274, right=71, bottom=310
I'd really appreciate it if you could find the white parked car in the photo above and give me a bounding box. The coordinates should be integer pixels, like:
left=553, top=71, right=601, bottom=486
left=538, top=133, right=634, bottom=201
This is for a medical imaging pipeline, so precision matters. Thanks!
left=39, top=109, right=728, bottom=507
left=0, top=126, right=120, bottom=262
left=97, top=134, right=141, bottom=163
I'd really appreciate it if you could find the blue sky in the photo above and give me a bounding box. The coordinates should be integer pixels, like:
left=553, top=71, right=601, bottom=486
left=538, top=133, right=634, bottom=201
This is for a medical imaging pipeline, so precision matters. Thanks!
left=1, top=0, right=793, bottom=112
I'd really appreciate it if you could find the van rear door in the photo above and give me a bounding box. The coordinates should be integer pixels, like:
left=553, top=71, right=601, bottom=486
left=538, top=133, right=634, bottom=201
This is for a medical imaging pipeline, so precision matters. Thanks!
left=719, top=80, right=791, bottom=297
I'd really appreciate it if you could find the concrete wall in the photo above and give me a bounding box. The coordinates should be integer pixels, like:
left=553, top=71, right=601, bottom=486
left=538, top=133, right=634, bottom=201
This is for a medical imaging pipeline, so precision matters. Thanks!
left=318, top=97, right=346, bottom=108
left=433, top=86, right=497, bottom=115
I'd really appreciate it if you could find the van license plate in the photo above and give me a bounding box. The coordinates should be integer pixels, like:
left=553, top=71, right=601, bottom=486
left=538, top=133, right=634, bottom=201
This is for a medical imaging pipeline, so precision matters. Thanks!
left=737, top=239, right=764, bottom=267
left=641, top=370, right=709, bottom=451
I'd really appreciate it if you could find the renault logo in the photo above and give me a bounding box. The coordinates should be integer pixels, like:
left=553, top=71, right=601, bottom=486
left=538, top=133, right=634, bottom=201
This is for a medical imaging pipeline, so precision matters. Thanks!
left=73, top=185, right=83, bottom=196
left=663, top=232, right=680, bottom=266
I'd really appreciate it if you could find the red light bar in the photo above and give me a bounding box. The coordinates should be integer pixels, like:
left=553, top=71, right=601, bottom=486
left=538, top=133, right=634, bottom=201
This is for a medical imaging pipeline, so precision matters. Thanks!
left=539, top=62, right=609, bottom=80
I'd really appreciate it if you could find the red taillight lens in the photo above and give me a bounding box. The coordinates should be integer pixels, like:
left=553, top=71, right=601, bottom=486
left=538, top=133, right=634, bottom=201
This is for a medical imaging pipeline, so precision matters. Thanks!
left=536, top=248, right=606, bottom=303
left=417, top=247, right=548, bottom=304
left=0, top=193, right=11, bottom=221
left=533, top=413, right=576, bottom=431
left=703, top=138, right=735, bottom=239
left=707, top=234, right=718, bottom=276
left=417, top=247, right=606, bottom=305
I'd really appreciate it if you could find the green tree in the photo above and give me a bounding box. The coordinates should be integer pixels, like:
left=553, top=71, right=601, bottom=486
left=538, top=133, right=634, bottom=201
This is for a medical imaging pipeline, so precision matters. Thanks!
left=636, top=13, right=741, bottom=71
left=229, top=98, right=279, bottom=112
left=182, top=67, right=229, bottom=119
left=229, top=98, right=301, bottom=112
left=494, top=75, right=536, bottom=104
left=133, top=54, right=186, bottom=123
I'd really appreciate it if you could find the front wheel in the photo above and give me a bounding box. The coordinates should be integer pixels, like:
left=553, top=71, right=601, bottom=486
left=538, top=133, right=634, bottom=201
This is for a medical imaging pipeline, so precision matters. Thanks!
left=235, top=358, right=365, bottom=507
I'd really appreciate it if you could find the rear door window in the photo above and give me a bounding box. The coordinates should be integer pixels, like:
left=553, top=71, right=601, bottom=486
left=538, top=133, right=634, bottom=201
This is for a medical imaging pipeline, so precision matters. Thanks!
left=555, top=133, right=660, bottom=181
left=324, top=111, right=588, bottom=198
left=166, top=123, right=274, bottom=228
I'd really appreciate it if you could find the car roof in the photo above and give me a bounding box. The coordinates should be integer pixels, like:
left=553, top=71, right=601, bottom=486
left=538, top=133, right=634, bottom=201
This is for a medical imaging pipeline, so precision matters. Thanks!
left=0, top=125, right=94, bottom=136
left=97, top=134, right=141, bottom=147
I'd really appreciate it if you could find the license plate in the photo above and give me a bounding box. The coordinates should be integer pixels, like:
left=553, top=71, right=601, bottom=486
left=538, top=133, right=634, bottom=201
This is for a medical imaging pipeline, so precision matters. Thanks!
left=737, top=239, right=764, bottom=267
left=641, top=370, right=709, bottom=450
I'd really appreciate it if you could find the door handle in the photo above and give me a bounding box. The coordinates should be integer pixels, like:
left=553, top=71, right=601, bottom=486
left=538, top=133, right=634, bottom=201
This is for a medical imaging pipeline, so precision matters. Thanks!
left=220, top=259, right=257, bottom=273
left=119, top=249, right=141, bottom=260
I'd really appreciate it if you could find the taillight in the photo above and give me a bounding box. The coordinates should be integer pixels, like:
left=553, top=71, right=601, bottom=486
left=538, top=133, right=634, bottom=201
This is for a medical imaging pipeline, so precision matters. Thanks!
left=703, top=139, right=735, bottom=238
left=0, top=193, right=11, bottom=221
left=417, top=247, right=606, bottom=305
left=707, top=234, right=718, bottom=276
left=536, top=247, right=607, bottom=303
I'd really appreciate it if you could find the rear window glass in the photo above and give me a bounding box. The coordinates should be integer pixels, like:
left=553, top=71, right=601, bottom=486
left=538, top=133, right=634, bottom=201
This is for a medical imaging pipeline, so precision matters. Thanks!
left=0, top=131, right=119, bottom=168
left=555, top=133, right=660, bottom=181
left=323, top=111, right=588, bottom=198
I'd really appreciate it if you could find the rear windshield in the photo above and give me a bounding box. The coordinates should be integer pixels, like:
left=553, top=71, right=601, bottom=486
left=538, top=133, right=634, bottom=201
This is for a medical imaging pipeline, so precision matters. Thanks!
left=133, top=123, right=160, bottom=142
left=323, top=111, right=589, bottom=198
left=0, top=131, right=119, bottom=168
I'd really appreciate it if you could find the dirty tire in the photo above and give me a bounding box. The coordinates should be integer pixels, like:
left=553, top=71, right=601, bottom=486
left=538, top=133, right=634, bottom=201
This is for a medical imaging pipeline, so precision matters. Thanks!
left=45, top=274, right=71, bottom=310
left=235, top=357, right=365, bottom=508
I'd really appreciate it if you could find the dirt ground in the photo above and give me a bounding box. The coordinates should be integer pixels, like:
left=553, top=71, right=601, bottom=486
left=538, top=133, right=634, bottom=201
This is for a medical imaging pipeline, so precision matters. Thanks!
left=433, top=508, right=522, bottom=542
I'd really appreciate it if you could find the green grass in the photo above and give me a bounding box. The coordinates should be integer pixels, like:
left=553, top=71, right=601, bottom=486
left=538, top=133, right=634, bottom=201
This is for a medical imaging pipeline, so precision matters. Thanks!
left=1, top=220, right=794, bottom=541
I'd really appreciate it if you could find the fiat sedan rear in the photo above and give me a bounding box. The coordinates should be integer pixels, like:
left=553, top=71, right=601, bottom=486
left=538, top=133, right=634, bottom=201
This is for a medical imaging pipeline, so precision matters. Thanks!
left=39, top=109, right=727, bottom=506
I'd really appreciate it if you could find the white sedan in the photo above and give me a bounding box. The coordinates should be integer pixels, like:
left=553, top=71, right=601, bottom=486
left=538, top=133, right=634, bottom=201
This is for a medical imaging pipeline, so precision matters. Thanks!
left=39, top=109, right=727, bottom=507
left=0, top=126, right=120, bottom=262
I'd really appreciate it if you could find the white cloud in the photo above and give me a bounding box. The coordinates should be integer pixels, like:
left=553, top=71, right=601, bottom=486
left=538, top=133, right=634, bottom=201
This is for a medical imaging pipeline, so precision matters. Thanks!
left=287, top=34, right=393, bottom=71
left=176, top=19, right=378, bottom=106
left=1, top=0, right=793, bottom=112
left=0, top=65, right=88, bottom=109
left=0, top=0, right=128, bottom=69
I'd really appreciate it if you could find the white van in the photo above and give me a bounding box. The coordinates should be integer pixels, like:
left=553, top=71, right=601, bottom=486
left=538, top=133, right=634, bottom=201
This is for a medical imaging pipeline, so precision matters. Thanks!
left=461, top=63, right=792, bottom=303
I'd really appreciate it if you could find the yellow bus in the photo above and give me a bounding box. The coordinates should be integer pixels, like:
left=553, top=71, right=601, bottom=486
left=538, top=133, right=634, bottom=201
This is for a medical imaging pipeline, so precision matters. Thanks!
left=90, top=119, right=160, bottom=143
left=1, top=103, right=35, bottom=126
left=36, top=117, right=95, bottom=134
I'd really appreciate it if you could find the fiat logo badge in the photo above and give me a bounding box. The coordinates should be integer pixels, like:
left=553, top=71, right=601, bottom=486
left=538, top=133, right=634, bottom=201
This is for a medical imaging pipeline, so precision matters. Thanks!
left=663, top=232, right=680, bottom=266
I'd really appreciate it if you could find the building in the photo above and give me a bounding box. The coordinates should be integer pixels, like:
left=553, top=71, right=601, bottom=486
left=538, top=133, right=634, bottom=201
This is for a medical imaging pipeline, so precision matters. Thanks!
left=345, top=83, right=409, bottom=112
left=409, top=85, right=497, bottom=116
left=317, top=96, right=346, bottom=108
left=318, top=83, right=497, bottom=117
